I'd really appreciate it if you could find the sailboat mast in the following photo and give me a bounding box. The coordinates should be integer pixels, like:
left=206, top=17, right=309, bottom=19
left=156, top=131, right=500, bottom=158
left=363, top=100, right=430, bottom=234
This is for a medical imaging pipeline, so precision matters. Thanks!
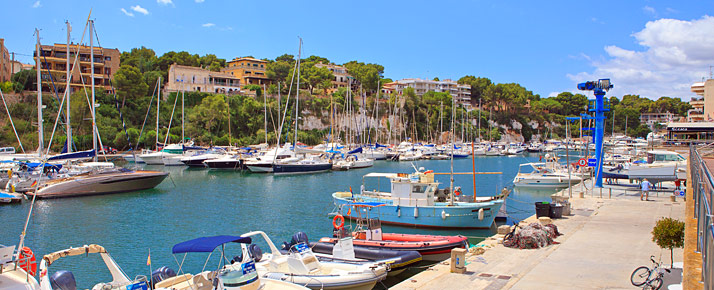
left=449, top=94, right=455, bottom=206
left=66, top=21, right=72, bottom=153
left=156, top=77, right=161, bottom=151
left=478, top=98, right=481, bottom=141
left=293, top=37, right=302, bottom=147
left=35, top=29, right=44, bottom=156
left=181, top=87, right=185, bottom=144
left=264, top=83, right=267, bottom=145
left=90, top=19, right=97, bottom=162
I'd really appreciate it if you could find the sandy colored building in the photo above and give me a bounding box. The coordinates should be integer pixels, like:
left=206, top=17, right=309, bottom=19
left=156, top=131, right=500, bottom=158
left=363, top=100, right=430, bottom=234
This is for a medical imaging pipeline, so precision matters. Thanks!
left=688, top=97, right=704, bottom=122
left=691, top=80, right=714, bottom=121
left=314, top=62, right=358, bottom=94
left=34, top=43, right=120, bottom=93
left=221, top=57, right=270, bottom=86
left=382, top=78, right=471, bottom=107
left=166, top=64, right=242, bottom=95
left=0, top=39, right=11, bottom=83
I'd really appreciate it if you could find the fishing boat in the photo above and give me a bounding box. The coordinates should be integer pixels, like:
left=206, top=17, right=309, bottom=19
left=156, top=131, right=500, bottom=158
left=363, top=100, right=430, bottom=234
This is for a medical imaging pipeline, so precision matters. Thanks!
left=332, top=170, right=505, bottom=229
left=39, top=244, right=148, bottom=290
left=513, top=162, right=583, bottom=188
left=324, top=202, right=469, bottom=261
left=151, top=236, right=308, bottom=290
left=239, top=231, right=387, bottom=290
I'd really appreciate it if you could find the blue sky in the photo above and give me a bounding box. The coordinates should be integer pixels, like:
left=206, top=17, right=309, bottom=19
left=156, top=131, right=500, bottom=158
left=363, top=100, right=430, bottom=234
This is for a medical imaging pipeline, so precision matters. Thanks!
left=3, top=0, right=713, bottom=100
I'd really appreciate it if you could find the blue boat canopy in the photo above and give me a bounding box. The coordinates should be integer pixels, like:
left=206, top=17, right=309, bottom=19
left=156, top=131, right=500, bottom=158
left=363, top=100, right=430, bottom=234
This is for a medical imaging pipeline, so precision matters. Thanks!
left=375, top=143, right=388, bottom=148
left=172, top=235, right=252, bottom=254
left=347, top=147, right=363, bottom=154
left=345, top=202, right=387, bottom=207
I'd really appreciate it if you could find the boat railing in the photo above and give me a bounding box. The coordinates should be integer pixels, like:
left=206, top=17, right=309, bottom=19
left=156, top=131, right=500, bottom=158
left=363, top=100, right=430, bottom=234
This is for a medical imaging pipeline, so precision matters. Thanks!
left=689, top=143, right=714, bottom=288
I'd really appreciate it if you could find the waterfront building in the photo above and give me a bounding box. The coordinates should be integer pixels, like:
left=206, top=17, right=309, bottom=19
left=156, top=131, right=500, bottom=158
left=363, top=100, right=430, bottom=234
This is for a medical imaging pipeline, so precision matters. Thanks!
left=382, top=78, right=471, bottom=107
left=34, top=42, right=120, bottom=93
left=314, top=62, right=359, bottom=94
left=691, top=79, right=714, bottom=121
left=640, top=112, right=676, bottom=125
left=221, top=57, right=270, bottom=86
left=688, top=97, right=705, bottom=122
left=165, top=64, right=242, bottom=95
left=0, top=38, right=11, bottom=82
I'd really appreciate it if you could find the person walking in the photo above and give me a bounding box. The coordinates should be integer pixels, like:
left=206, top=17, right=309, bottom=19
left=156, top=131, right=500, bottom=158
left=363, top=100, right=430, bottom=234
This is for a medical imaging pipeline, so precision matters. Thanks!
left=641, top=178, right=651, bottom=201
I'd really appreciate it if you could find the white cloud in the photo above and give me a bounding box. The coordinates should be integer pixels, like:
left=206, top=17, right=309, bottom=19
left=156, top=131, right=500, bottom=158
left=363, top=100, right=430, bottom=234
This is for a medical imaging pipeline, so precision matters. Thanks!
left=643, top=6, right=656, bottom=16
left=202, top=23, right=215, bottom=28
left=120, top=8, right=134, bottom=17
left=131, top=5, right=149, bottom=15
left=568, top=16, right=714, bottom=99
left=32, top=1, right=40, bottom=8
left=157, top=0, right=173, bottom=5
left=195, top=0, right=205, bottom=3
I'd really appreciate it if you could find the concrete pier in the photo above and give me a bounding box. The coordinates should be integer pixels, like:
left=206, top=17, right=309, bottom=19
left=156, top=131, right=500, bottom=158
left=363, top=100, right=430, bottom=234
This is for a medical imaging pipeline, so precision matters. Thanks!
left=393, top=183, right=685, bottom=289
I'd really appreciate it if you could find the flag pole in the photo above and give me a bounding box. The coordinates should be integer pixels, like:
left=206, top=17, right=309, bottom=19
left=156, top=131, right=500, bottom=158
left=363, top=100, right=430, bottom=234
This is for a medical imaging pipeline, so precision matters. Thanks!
left=147, top=248, right=152, bottom=286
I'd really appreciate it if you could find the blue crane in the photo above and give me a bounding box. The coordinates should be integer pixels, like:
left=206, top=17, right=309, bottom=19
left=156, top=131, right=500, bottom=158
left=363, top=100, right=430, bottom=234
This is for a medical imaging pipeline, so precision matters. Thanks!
left=577, top=79, right=613, bottom=188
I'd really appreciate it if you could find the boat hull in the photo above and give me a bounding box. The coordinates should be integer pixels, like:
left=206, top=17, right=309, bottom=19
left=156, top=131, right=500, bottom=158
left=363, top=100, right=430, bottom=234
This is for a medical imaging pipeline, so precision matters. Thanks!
left=26, top=171, right=169, bottom=199
left=317, top=234, right=466, bottom=262
left=205, top=160, right=244, bottom=170
left=273, top=163, right=332, bottom=175
left=246, top=163, right=274, bottom=173
left=333, top=194, right=502, bottom=229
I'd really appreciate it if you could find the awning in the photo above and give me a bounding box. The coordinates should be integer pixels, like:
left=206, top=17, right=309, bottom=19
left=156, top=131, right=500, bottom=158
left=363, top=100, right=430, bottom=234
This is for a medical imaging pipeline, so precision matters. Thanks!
left=347, top=147, right=363, bottom=154
left=172, top=235, right=252, bottom=254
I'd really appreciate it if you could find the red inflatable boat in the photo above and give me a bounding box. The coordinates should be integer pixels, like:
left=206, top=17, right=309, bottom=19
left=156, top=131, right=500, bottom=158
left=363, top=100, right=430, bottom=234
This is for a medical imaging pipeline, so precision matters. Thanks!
left=320, top=232, right=468, bottom=262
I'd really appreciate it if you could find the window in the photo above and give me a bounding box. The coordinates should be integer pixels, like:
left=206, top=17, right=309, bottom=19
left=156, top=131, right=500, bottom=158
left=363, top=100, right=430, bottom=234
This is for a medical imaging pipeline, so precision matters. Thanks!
left=104, top=56, right=111, bottom=61
left=253, top=64, right=258, bottom=67
left=260, top=64, right=264, bottom=68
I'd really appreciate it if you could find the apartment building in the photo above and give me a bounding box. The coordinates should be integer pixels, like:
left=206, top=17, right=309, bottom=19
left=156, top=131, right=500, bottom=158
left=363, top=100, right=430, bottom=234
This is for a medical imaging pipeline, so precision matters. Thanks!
left=0, top=39, right=11, bottom=82
left=692, top=80, right=714, bottom=121
left=639, top=112, right=676, bottom=125
left=34, top=43, right=120, bottom=93
left=314, top=62, right=359, bottom=94
left=688, top=97, right=704, bottom=122
left=381, top=78, right=471, bottom=106
left=165, top=64, right=242, bottom=95
left=221, top=57, right=270, bottom=86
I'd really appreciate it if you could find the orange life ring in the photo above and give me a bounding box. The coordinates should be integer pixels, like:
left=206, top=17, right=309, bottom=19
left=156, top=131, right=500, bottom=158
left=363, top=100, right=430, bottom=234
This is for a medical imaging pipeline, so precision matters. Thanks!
left=333, top=214, right=345, bottom=229
left=455, top=188, right=462, bottom=196
left=18, top=246, right=37, bottom=276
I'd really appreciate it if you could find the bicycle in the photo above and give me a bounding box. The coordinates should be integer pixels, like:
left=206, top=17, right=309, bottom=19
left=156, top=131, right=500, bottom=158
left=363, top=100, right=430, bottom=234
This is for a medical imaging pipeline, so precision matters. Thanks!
left=630, top=255, right=671, bottom=289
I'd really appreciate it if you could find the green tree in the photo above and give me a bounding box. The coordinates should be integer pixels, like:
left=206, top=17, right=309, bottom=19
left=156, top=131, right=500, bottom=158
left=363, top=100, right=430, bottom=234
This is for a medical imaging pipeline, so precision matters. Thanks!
left=343, top=61, right=384, bottom=93
left=11, top=69, right=36, bottom=93
left=120, top=46, right=157, bottom=73
left=114, top=65, right=149, bottom=107
left=188, top=94, right=229, bottom=137
left=651, top=217, right=685, bottom=268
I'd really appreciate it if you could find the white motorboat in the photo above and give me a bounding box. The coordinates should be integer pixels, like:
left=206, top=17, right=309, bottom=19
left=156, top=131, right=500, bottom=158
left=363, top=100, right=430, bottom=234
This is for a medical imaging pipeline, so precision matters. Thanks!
left=122, top=149, right=153, bottom=163
left=245, top=145, right=295, bottom=173
left=513, top=162, right=583, bottom=188
left=603, top=150, right=687, bottom=182
left=180, top=148, right=229, bottom=167
left=398, top=149, right=422, bottom=161
left=0, top=244, right=40, bottom=290
left=38, top=244, right=147, bottom=290
left=139, top=144, right=182, bottom=165
left=333, top=155, right=374, bottom=171
left=239, top=231, right=388, bottom=290
left=154, top=235, right=308, bottom=290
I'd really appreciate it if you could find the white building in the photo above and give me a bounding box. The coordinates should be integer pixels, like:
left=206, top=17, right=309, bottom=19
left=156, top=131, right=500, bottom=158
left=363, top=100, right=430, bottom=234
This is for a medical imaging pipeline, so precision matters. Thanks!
left=382, top=78, right=471, bottom=107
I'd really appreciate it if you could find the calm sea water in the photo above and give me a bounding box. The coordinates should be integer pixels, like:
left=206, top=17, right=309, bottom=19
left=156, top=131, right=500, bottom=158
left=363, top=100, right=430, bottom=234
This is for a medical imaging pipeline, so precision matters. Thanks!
left=0, top=154, right=564, bottom=287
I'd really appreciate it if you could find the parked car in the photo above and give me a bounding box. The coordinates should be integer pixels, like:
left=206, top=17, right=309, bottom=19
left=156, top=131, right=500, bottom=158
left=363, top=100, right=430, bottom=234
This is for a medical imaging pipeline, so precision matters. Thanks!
left=99, top=146, right=118, bottom=154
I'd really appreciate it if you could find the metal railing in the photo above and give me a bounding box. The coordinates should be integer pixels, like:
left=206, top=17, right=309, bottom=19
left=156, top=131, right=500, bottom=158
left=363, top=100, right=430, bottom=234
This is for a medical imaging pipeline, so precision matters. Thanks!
left=690, top=143, right=714, bottom=289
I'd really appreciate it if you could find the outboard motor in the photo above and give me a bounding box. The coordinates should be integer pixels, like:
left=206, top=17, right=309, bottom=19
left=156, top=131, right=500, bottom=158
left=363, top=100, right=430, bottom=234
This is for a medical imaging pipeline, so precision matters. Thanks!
left=50, top=270, right=77, bottom=290
left=150, top=266, right=176, bottom=286
left=291, top=232, right=309, bottom=246
left=248, top=244, right=263, bottom=262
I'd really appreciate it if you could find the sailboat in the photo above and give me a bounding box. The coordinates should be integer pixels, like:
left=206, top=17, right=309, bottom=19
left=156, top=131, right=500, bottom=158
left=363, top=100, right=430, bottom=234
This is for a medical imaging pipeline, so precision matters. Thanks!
left=272, top=38, right=332, bottom=174
left=24, top=17, right=168, bottom=199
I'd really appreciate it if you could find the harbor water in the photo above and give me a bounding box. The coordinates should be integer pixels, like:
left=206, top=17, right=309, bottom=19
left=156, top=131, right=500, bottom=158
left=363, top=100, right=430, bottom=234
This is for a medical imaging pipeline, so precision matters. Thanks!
left=0, top=154, right=564, bottom=288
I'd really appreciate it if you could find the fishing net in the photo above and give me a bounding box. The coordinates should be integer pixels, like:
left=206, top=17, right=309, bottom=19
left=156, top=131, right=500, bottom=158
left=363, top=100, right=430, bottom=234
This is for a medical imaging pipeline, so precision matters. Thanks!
left=503, top=223, right=561, bottom=249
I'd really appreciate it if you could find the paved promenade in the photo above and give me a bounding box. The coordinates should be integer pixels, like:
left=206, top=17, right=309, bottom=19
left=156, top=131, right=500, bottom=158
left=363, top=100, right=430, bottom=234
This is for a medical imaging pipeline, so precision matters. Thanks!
left=393, top=183, right=685, bottom=289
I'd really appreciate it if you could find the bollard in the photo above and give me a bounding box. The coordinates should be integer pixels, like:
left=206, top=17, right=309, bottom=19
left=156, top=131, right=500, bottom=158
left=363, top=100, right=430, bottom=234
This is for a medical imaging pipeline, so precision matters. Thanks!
left=609, top=188, right=612, bottom=199
left=600, top=187, right=602, bottom=198
left=450, top=248, right=467, bottom=274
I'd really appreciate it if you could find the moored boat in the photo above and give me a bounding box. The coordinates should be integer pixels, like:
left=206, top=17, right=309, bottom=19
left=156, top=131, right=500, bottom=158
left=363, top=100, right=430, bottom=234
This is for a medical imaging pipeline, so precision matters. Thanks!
left=332, top=170, right=505, bottom=229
